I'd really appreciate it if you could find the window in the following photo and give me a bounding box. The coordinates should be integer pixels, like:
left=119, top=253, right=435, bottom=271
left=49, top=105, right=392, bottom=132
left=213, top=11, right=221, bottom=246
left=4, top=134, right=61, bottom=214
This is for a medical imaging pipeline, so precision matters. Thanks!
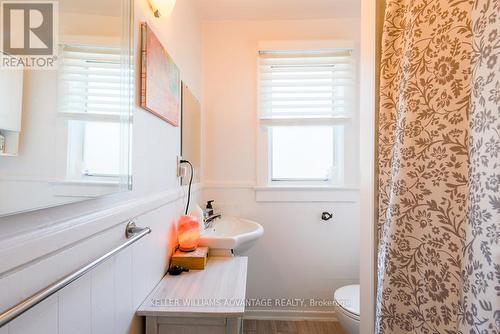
left=82, top=122, right=121, bottom=176
left=59, top=45, right=122, bottom=116
left=258, top=48, right=355, bottom=185
left=58, top=44, right=124, bottom=179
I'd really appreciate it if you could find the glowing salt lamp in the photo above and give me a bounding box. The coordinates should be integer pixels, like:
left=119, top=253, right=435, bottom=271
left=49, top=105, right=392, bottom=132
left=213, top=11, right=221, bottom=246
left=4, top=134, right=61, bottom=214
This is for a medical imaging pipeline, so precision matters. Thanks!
left=177, top=215, right=200, bottom=252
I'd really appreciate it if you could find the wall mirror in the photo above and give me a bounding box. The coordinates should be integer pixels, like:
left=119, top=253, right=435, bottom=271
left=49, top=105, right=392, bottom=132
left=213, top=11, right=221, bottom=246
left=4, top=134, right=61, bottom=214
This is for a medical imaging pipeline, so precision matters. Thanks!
left=0, top=0, right=133, bottom=216
left=181, top=83, right=201, bottom=186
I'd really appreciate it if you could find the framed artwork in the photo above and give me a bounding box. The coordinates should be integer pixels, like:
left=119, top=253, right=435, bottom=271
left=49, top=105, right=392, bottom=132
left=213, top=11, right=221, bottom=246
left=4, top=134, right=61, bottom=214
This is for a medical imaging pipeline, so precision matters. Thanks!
left=140, top=22, right=180, bottom=126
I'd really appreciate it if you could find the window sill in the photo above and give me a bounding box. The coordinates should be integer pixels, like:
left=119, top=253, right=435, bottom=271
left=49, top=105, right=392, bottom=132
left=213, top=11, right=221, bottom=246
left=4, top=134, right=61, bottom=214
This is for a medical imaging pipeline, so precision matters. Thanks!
left=259, top=116, right=352, bottom=126
left=50, top=179, right=122, bottom=198
left=253, top=185, right=359, bottom=203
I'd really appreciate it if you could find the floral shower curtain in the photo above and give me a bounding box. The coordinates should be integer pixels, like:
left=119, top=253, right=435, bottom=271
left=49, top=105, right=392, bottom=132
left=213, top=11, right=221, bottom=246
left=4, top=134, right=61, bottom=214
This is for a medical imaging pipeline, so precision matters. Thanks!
left=459, top=0, right=499, bottom=332
left=377, top=0, right=499, bottom=333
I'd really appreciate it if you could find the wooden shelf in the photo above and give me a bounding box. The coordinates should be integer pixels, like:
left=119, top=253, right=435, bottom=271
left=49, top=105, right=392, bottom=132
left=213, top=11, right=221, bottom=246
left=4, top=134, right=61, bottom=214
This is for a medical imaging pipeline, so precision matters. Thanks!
left=137, top=257, right=248, bottom=317
left=137, top=257, right=248, bottom=334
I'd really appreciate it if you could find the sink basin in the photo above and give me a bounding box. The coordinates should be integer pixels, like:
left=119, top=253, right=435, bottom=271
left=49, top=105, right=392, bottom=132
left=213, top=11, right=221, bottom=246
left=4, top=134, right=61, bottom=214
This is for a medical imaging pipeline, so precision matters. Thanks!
left=199, top=216, right=264, bottom=255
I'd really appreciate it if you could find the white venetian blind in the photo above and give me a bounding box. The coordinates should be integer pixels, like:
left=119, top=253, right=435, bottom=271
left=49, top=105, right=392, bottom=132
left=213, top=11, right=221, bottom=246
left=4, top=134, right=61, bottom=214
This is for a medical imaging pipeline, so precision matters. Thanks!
left=58, top=45, right=122, bottom=115
left=258, top=49, right=354, bottom=121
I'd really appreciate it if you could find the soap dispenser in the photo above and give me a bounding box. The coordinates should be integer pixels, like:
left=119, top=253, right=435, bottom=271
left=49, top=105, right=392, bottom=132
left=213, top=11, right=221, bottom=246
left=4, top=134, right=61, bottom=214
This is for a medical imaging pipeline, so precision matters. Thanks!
left=0, top=132, right=5, bottom=154
left=205, top=200, right=214, bottom=216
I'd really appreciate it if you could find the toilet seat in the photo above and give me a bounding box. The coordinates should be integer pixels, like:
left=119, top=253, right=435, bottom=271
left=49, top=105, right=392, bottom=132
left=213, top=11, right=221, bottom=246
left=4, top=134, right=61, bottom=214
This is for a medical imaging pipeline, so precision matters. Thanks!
left=336, top=302, right=360, bottom=321
left=334, top=284, right=360, bottom=320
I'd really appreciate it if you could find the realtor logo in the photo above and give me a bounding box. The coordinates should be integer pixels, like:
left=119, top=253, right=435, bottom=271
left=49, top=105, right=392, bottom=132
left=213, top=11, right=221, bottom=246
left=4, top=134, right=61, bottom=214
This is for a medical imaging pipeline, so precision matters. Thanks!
left=1, top=1, right=58, bottom=68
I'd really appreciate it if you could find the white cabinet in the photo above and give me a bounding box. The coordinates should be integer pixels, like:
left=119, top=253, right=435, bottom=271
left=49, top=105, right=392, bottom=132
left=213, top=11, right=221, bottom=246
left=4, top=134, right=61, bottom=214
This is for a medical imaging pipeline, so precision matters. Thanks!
left=147, top=316, right=242, bottom=334
left=137, top=257, right=248, bottom=334
left=0, top=67, right=23, bottom=156
left=0, top=68, right=23, bottom=131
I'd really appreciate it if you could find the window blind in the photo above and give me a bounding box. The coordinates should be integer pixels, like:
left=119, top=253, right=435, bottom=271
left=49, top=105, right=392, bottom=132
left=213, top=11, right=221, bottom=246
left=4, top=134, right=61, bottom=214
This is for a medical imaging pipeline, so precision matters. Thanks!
left=58, top=45, right=122, bottom=115
left=258, top=49, right=354, bottom=120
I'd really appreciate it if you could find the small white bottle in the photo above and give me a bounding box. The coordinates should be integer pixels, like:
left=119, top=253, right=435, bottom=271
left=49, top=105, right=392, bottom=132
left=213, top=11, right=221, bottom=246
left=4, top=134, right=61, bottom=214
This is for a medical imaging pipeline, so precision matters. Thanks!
left=0, top=132, right=5, bottom=154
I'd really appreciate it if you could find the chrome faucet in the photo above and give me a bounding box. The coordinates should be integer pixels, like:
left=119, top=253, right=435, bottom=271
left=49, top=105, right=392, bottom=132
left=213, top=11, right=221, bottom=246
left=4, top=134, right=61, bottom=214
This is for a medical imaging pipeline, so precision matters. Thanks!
left=203, top=200, right=221, bottom=228
left=203, top=212, right=222, bottom=228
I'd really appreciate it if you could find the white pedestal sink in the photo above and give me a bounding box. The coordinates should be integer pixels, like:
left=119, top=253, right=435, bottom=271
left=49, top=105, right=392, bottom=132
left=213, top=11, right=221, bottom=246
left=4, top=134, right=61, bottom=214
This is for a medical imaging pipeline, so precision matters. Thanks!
left=199, top=216, right=264, bottom=256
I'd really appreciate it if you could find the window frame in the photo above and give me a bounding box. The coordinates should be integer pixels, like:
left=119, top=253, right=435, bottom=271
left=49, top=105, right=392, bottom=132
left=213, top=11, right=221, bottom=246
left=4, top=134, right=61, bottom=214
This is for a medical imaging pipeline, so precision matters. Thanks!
left=256, top=40, right=356, bottom=188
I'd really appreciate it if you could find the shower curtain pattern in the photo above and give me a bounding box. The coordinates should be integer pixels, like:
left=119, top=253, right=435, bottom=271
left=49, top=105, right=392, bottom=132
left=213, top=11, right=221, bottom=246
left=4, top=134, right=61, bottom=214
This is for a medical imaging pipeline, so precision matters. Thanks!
left=459, top=0, right=500, bottom=332
left=378, top=0, right=499, bottom=332
left=377, top=0, right=473, bottom=333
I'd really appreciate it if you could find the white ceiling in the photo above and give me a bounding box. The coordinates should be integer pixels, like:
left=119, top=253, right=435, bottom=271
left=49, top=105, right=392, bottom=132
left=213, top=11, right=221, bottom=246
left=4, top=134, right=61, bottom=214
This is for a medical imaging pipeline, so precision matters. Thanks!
left=196, top=0, right=360, bottom=21
left=60, top=0, right=121, bottom=16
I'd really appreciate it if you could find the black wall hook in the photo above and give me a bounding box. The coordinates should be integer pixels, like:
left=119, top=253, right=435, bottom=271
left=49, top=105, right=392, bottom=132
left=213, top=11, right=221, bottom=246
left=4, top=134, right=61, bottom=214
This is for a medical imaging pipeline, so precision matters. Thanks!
left=321, top=212, right=333, bottom=221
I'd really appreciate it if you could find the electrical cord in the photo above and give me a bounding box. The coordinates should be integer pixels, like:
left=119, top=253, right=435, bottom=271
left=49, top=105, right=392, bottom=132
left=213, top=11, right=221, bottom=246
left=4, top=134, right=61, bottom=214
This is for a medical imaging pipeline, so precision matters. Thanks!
left=180, top=160, right=193, bottom=215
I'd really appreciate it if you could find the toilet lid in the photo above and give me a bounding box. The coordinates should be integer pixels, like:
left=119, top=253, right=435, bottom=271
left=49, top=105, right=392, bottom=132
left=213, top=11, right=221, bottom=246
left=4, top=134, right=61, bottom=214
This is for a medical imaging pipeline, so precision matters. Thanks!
left=334, top=284, right=360, bottom=316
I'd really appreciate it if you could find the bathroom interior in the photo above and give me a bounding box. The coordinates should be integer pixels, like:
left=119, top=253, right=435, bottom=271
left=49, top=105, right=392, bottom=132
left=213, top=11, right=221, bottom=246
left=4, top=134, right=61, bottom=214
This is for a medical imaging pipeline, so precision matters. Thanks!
left=0, top=0, right=498, bottom=333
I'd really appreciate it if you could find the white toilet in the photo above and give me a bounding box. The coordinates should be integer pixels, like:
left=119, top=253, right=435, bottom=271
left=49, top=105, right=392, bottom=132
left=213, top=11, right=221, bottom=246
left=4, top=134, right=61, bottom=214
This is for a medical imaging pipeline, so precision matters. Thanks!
left=334, top=284, right=360, bottom=334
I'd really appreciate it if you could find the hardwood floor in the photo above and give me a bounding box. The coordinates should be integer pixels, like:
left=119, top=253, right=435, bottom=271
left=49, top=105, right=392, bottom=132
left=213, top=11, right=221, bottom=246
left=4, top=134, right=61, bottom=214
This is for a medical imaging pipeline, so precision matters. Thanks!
left=243, top=320, right=346, bottom=334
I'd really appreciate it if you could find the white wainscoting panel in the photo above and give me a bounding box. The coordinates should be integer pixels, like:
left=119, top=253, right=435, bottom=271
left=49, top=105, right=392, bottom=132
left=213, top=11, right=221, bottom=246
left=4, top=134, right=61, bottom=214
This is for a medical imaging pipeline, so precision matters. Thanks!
left=0, top=273, right=19, bottom=317
left=91, top=259, right=115, bottom=334
left=203, top=186, right=360, bottom=318
left=59, top=275, right=92, bottom=334
left=114, top=246, right=135, bottom=334
left=0, top=189, right=200, bottom=334
left=8, top=295, right=58, bottom=334
left=131, top=204, right=179, bottom=310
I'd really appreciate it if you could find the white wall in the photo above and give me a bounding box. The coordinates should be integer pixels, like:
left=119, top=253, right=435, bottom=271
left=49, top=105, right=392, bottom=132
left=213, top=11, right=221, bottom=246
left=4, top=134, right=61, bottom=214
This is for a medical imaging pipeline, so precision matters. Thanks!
left=0, top=0, right=203, bottom=333
left=204, top=187, right=360, bottom=318
left=202, top=18, right=360, bottom=317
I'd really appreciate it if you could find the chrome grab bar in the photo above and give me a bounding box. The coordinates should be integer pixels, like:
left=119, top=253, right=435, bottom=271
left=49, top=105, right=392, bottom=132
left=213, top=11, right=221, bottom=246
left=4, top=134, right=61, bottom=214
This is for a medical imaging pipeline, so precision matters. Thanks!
left=0, top=221, right=151, bottom=328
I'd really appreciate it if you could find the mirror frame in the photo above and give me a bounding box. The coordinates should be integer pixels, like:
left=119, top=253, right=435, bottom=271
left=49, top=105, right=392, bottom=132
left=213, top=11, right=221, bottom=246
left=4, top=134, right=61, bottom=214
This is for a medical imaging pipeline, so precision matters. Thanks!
left=180, top=81, right=202, bottom=186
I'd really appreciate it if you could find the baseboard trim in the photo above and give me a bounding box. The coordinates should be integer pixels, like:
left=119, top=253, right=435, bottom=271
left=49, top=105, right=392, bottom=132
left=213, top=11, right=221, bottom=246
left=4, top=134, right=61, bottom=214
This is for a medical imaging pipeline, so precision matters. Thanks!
left=244, top=309, right=337, bottom=322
